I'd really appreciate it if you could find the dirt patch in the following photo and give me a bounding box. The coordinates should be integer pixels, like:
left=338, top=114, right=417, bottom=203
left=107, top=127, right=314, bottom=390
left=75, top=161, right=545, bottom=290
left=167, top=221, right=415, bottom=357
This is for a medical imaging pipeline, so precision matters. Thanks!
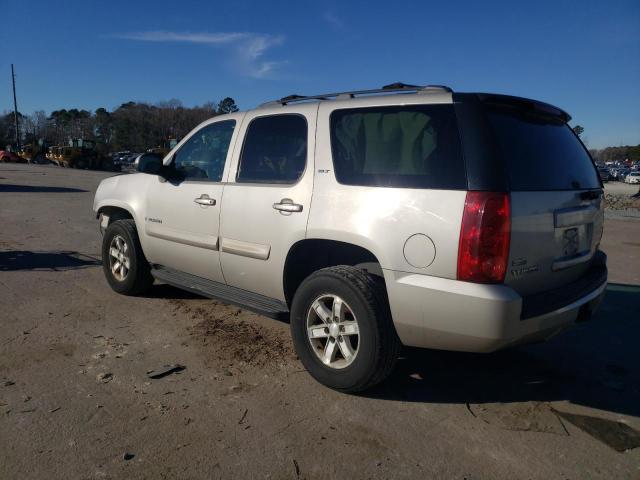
left=556, top=411, right=640, bottom=452
left=171, top=299, right=295, bottom=369
left=605, top=193, right=640, bottom=214
left=468, top=401, right=568, bottom=435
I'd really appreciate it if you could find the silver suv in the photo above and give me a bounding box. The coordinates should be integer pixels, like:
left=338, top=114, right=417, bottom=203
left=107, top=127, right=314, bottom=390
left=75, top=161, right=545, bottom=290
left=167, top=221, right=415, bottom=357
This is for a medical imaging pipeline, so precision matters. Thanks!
left=93, top=83, right=607, bottom=392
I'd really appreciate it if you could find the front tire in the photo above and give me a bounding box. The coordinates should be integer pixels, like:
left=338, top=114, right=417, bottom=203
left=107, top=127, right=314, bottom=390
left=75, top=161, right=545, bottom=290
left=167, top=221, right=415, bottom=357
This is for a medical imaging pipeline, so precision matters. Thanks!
left=102, top=219, right=153, bottom=295
left=290, top=266, right=401, bottom=393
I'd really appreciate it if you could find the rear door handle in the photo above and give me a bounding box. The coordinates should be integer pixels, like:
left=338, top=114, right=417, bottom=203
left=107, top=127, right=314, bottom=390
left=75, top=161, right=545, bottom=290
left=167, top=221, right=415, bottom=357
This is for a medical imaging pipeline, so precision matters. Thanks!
left=273, top=198, right=303, bottom=214
left=194, top=194, right=216, bottom=206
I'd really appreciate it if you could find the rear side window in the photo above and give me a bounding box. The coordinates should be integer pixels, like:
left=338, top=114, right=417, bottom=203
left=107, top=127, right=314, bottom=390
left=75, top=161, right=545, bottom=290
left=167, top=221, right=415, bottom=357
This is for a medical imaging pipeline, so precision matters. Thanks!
left=486, top=109, right=600, bottom=190
left=237, top=114, right=307, bottom=184
left=330, top=105, right=465, bottom=189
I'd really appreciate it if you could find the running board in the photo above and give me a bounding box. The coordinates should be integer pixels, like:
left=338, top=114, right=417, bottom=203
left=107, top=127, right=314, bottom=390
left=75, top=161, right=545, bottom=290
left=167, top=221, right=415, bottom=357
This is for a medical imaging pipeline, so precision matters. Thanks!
left=151, top=266, right=289, bottom=320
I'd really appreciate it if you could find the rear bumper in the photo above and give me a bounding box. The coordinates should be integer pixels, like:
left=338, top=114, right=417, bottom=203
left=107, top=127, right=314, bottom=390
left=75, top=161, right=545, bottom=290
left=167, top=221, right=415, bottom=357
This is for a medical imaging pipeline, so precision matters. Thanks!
left=384, top=262, right=607, bottom=353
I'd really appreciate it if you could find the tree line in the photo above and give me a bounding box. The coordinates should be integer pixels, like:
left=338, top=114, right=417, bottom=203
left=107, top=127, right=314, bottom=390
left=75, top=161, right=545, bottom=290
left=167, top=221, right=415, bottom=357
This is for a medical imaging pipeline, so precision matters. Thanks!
left=0, top=97, right=238, bottom=153
left=570, top=125, right=639, bottom=163
left=589, top=145, right=640, bottom=163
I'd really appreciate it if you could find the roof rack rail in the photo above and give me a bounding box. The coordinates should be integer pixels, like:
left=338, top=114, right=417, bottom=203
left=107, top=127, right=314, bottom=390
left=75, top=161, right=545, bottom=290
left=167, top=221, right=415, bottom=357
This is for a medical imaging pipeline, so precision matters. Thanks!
left=259, top=82, right=453, bottom=107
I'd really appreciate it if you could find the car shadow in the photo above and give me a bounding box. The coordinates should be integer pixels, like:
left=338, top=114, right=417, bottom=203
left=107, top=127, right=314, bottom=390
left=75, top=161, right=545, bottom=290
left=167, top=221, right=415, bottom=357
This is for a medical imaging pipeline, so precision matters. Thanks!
left=142, top=284, right=204, bottom=300
left=0, top=250, right=102, bottom=271
left=366, top=283, right=640, bottom=419
left=140, top=284, right=290, bottom=321
left=0, top=184, right=88, bottom=193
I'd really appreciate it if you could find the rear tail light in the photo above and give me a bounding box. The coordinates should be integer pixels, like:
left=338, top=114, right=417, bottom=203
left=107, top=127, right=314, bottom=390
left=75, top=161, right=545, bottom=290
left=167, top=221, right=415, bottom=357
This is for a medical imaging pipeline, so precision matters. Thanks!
left=457, top=192, right=511, bottom=283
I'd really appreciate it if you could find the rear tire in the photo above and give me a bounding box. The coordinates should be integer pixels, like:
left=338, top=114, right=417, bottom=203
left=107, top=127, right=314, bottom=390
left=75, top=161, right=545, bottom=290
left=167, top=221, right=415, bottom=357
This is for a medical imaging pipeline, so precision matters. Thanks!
left=102, top=219, right=153, bottom=295
left=290, top=266, right=401, bottom=393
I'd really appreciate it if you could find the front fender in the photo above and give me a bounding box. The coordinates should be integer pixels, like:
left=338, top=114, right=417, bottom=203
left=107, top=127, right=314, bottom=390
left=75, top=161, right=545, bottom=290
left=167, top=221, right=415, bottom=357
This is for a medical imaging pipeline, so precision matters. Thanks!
left=93, top=173, right=152, bottom=233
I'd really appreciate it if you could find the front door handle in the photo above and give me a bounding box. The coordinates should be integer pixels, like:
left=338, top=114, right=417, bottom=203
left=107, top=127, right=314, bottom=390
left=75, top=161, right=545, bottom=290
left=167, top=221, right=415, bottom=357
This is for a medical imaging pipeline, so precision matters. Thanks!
left=194, top=194, right=216, bottom=206
left=273, top=198, right=303, bottom=214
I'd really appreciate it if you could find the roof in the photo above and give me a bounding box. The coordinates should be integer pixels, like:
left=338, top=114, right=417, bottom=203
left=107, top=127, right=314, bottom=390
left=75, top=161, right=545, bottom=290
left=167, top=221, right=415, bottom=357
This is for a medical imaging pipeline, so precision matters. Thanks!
left=258, top=82, right=453, bottom=108
left=254, top=82, right=571, bottom=122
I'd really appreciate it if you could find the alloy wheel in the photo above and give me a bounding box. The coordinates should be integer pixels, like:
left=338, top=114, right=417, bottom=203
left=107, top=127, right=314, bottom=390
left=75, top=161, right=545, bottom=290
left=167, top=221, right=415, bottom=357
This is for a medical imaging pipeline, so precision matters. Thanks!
left=306, top=294, right=360, bottom=369
left=109, top=234, right=130, bottom=281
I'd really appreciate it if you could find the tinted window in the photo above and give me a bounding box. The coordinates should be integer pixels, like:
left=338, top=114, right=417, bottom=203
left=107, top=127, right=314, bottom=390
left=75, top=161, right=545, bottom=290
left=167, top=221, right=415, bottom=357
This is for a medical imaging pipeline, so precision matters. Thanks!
left=237, top=115, right=307, bottom=183
left=173, top=120, right=235, bottom=181
left=486, top=109, right=600, bottom=190
left=330, top=105, right=465, bottom=189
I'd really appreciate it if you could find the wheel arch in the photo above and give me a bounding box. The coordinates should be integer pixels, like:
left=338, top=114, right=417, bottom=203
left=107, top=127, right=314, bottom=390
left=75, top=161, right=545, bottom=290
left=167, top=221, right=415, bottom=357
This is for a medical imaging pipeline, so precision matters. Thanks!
left=283, top=238, right=385, bottom=308
left=96, top=203, right=134, bottom=226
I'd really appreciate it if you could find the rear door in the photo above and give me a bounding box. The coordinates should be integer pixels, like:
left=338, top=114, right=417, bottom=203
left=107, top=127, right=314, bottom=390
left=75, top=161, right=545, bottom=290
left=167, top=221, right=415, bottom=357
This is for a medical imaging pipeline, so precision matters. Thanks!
left=219, top=105, right=316, bottom=301
left=482, top=106, right=604, bottom=296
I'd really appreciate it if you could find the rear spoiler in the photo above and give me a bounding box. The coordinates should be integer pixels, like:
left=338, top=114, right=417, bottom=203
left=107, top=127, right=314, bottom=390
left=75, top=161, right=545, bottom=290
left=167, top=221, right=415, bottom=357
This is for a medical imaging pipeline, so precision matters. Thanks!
left=454, top=92, right=571, bottom=123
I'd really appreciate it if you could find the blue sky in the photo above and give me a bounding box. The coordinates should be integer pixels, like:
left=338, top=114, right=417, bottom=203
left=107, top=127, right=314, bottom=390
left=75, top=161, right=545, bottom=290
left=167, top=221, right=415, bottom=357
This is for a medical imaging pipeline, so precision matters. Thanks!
left=1, top=0, right=638, bottom=148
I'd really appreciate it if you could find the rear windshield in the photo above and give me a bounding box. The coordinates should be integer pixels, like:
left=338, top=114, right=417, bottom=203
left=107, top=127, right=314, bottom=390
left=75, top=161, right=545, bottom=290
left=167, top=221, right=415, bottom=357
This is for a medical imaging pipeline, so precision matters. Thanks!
left=486, top=108, right=600, bottom=190
left=330, top=105, right=466, bottom=189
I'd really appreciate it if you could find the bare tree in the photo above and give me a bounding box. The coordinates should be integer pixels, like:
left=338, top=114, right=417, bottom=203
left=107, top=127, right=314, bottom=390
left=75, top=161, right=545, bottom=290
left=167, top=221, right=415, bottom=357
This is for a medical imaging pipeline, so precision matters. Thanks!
left=16, top=97, right=238, bottom=153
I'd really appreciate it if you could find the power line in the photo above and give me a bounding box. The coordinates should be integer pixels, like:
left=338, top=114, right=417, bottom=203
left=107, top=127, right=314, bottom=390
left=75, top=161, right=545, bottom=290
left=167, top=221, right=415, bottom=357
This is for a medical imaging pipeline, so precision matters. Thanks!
left=11, top=64, right=20, bottom=150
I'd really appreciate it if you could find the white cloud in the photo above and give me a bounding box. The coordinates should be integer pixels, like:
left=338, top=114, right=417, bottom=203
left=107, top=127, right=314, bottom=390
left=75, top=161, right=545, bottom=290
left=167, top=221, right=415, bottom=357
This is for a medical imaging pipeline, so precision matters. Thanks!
left=323, top=11, right=346, bottom=30
left=240, top=34, right=285, bottom=78
left=251, top=60, right=288, bottom=79
left=112, top=31, right=285, bottom=78
left=244, top=34, right=284, bottom=59
left=112, top=31, right=248, bottom=44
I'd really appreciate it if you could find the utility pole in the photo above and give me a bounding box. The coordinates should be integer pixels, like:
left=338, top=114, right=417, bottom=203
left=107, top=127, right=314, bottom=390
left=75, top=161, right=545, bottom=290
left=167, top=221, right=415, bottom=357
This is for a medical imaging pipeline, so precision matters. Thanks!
left=11, top=64, right=20, bottom=150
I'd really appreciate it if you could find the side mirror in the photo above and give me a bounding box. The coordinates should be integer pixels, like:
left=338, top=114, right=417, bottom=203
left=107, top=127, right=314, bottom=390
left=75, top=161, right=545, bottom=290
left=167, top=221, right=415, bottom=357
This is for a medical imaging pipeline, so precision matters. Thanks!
left=135, top=153, right=163, bottom=175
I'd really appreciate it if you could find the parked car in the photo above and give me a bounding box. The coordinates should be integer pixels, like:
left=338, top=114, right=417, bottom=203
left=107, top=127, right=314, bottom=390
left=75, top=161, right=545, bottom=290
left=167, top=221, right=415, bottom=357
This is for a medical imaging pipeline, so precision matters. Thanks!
left=112, top=152, right=139, bottom=171
left=93, top=84, right=607, bottom=392
left=111, top=151, right=131, bottom=165
left=0, top=150, right=26, bottom=163
left=625, top=172, right=640, bottom=184
left=617, top=168, right=631, bottom=182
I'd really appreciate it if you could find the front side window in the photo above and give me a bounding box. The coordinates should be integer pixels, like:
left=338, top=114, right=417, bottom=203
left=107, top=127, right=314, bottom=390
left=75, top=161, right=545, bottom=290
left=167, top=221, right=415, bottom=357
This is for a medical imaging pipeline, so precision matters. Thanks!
left=173, top=120, right=235, bottom=181
left=330, top=105, right=465, bottom=189
left=237, top=114, right=307, bottom=183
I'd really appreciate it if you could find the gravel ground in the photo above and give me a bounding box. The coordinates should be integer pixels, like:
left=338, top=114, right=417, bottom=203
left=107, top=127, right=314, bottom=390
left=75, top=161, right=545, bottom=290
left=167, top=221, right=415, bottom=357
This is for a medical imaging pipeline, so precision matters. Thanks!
left=1, top=163, right=639, bottom=479
left=604, top=182, right=640, bottom=196
left=604, top=182, right=640, bottom=219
